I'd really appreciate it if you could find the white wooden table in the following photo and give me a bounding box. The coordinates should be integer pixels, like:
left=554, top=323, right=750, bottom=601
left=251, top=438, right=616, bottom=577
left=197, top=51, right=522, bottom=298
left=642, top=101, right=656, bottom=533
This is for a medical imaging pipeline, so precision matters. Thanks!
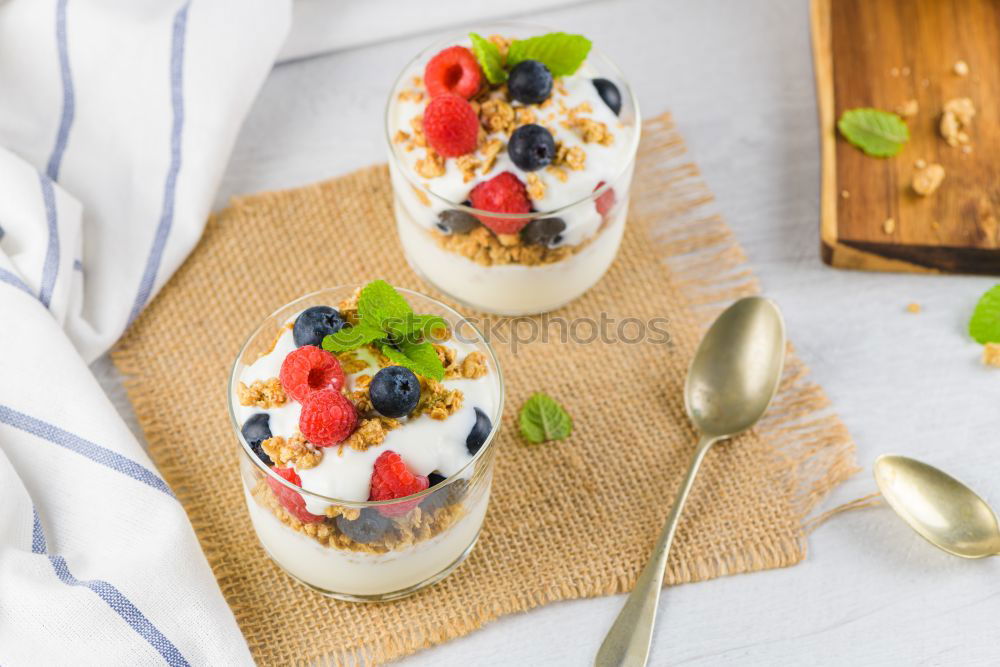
left=95, top=0, right=1000, bottom=663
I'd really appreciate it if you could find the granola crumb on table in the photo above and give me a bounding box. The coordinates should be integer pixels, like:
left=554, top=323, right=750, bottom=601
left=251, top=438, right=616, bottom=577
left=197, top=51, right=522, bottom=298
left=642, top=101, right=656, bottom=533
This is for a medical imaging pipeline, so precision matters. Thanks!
left=983, top=343, right=1000, bottom=368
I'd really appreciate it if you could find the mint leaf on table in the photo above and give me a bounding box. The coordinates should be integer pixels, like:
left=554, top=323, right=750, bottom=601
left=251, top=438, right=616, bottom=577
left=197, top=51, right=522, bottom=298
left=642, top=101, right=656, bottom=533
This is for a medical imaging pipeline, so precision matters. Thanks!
left=507, top=32, right=592, bottom=77
left=381, top=340, right=445, bottom=381
left=519, top=393, right=573, bottom=444
left=837, top=108, right=909, bottom=157
left=969, top=285, right=1000, bottom=344
left=469, top=32, right=507, bottom=84
left=322, top=321, right=385, bottom=352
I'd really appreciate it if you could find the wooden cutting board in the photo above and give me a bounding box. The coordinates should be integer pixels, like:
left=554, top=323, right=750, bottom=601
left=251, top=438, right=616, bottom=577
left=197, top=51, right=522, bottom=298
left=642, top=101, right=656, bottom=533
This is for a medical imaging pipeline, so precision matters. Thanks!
left=811, top=0, right=1000, bottom=274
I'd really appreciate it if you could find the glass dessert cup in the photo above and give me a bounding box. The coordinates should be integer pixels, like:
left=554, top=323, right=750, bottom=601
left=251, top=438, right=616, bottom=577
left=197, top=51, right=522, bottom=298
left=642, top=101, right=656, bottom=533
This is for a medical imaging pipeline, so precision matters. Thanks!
left=229, top=286, right=504, bottom=602
left=385, top=24, right=641, bottom=316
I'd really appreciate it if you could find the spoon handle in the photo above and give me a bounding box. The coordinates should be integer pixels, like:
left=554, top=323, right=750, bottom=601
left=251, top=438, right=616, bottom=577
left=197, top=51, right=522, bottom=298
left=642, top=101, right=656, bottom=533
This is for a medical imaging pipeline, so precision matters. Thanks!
left=595, top=435, right=717, bottom=667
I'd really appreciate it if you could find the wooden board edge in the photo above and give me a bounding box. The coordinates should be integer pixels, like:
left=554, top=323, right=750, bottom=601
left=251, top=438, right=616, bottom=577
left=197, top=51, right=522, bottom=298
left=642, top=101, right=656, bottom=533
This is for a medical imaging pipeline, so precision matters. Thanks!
left=822, top=239, right=940, bottom=273
left=810, top=0, right=841, bottom=256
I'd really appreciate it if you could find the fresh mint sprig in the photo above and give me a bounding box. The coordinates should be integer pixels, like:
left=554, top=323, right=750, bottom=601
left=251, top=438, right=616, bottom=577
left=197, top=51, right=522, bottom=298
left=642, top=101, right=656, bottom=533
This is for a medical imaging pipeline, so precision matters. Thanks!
left=322, top=280, right=446, bottom=380
left=469, top=33, right=507, bottom=84
left=468, top=31, right=592, bottom=83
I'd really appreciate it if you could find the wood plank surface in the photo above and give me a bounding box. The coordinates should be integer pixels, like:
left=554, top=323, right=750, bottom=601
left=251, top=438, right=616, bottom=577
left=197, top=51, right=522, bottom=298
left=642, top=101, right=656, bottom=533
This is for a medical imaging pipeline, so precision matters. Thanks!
left=813, top=0, right=1000, bottom=274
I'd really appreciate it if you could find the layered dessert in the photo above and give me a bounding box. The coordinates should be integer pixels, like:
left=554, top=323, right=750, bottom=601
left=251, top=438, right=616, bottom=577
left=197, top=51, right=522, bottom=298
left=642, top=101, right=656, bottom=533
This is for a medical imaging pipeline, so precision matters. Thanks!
left=230, top=282, right=502, bottom=599
left=386, top=27, right=640, bottom=315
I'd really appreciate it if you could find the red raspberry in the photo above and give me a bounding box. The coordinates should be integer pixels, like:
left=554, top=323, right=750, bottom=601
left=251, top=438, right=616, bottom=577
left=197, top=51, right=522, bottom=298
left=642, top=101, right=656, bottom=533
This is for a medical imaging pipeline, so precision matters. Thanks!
left=279, top=345, right=345, bottom=402
left=423, top=94, right=479, bottom=157
left=424, top=46, right=482, bottom=99
left=469, top=171, right=532, bottom=234
left=299, top=388, right=357, bottom=446
left=369, top=450, right=429, bottom=517
left=594, top=181, right=616, bottom=217
left=267, top=466, right=324, bottom=524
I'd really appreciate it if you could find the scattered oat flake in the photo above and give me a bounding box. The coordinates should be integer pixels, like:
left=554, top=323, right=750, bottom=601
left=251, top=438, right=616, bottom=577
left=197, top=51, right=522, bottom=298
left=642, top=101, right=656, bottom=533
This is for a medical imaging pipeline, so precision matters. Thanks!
left=901, top=66, right=911, bottom=76
left=840, top=189, right=850, bottom=199
left=940, top=97, right=976, bottom=147
left=906, top=302, right=921, bottom=314
left=890, top=67, right=900, bottom=77
left=912, top=163, right=945, bottom=196
left=953, top=60, right=969, bottom=76
left=915, top=158, right=927, bottom=169
left=983, top=343, right=1000, bottom=368
left=883, top=218, right=896, bottom=234
left=895, top=99, right=919, bottom=117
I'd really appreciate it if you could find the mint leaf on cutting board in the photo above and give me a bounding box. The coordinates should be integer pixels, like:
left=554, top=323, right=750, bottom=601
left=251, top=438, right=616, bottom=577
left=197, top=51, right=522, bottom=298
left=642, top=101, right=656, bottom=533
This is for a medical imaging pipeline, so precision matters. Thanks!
left=519, top=392, right=573, bottom=444
left=837, top=108, right=909, bottom=157
left=969, top=285, right=1000, bottom=344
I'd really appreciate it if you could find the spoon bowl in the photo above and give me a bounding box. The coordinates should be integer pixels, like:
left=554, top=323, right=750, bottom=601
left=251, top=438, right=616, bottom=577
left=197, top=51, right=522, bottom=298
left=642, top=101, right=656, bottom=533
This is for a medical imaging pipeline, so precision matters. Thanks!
left=874, top=454, right=1000, bottom=559
left=685, top=297, right=787, bottom=438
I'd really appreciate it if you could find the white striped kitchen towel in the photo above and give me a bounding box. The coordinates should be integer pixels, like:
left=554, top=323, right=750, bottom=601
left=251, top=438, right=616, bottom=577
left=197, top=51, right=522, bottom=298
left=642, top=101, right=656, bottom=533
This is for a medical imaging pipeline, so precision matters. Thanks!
left=0, top=0, right=290, bottom=663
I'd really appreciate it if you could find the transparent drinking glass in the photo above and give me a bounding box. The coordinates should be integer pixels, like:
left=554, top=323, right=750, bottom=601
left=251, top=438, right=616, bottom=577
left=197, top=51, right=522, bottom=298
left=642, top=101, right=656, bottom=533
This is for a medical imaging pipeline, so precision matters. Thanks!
left=228, top=286, right=504, bottom=601
left=385, top=23, right=641, bottom=316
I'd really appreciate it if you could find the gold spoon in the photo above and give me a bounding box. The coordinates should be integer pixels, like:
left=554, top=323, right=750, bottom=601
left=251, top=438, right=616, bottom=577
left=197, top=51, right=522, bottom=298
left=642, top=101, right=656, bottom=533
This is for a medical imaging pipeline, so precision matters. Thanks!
left=874, top=454, right=1000, bottom=558
left=596, top=296, right=786, bottom=667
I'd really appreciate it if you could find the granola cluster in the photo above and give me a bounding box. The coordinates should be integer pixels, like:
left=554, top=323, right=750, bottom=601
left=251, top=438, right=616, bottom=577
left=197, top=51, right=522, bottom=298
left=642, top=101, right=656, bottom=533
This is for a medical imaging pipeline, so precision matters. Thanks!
left=238, top=378, right=286, bottom=409
left=251, top=476, right=466, bottom=554
left=431, top=223, right=595, bottom=267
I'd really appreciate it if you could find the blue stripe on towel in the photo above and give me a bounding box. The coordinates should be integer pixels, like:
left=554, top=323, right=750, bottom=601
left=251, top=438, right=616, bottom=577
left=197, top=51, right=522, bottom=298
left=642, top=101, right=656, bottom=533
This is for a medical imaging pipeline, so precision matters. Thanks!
left=46, top=0, right=75, bottom=182
left=128, top=2, right=189, bottom=325
left=37, top=174, right=61, bottom=308
left=0, top=405, right=175, bottom=498
left=32, top=510, right=190, bottom=666
left=0, top=267, right=35, bottom=298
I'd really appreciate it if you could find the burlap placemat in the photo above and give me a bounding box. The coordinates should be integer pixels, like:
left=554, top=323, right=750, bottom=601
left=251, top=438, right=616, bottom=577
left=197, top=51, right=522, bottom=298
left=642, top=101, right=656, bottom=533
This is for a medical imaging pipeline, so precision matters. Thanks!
left=112, top=114, right=856, bottom=665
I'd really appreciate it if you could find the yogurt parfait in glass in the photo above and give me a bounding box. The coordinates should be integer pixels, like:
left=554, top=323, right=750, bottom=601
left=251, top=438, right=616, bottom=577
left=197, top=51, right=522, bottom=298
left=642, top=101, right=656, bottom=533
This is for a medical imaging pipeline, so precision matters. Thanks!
left=386, top=25, right=640, bottom=315
left=229, top=283, right=503, bottom=601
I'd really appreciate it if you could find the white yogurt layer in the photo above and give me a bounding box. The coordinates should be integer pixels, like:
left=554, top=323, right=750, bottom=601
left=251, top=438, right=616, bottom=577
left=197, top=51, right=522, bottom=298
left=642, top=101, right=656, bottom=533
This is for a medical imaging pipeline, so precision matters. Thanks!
left=235, top=314, right=499, bottom=514
left=389, top=53, right=635, bottom=247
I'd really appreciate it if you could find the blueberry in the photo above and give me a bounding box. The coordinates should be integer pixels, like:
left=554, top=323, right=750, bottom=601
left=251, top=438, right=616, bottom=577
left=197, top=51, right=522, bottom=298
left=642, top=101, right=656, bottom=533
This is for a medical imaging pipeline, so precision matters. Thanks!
left=421, top=478, right=468, bottom=513
left=592, top=78, right=621, bottom=115
left=466, top=407, right=492, bottom=455
left=436, top=209, right=479, bottom=235
left=520, top=217, right=566, bottom=247
left=508, top=60, right=553, bottom=105
left=293, top=306, right=346, bottom=347
left=370, top=366, right=421, bottom=418
left=241, top=413, right=274, bottom=465
left=428, top=472, right=447, bottom=486
left=336, top=508, right=391, bottom=544
left=508, top=124, right=556, bottom=172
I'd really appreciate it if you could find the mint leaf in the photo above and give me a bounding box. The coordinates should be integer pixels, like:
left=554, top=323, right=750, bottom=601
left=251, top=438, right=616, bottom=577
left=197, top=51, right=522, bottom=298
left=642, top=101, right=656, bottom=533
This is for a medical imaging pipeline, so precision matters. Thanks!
left=358, top=279, right=412, bottom=331
left=469, top=33, right=507, bottom=84
left=969, top=285, right=1000, bottom=344
left=507, top=32, right=592, bottom=77
left=322, top=321, right=385, bottom=352
left=837, top=108, right=909, bottom=157
left=407, top=314, right=449, bottom=339
left=518, top=393, right=572, bottom=444
left=381, top=340, right=445, bottom=381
